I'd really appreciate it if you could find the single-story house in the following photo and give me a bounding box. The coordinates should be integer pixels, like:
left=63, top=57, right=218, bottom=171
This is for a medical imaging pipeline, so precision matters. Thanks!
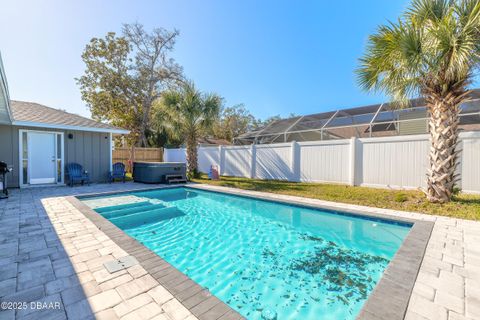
left=0, top=53, right=129, bottom=188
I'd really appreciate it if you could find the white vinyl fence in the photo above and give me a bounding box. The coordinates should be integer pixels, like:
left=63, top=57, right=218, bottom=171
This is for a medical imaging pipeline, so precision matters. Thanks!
left=164, top=131, right=480, bottom=194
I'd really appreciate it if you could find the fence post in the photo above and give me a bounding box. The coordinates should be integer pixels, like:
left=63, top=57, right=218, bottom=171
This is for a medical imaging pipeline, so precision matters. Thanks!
left=250, top=144, right=256, bottom=179
left=218, top=145, right=225, bottom=176
left=291, top=141, right=301, bottom=182
left=163, top=149, right=169, bottom=162
left=349, top=137, right=357, bottom=186
left=130, top=146, right=136, bottom=173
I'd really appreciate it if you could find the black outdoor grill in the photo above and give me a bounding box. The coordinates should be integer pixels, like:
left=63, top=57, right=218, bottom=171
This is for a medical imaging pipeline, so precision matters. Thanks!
left=0, top=161, right=12, bottom=199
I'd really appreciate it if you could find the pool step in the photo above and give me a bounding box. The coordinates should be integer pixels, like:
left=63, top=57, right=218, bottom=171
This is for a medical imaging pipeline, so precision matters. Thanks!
left=100, top=203, right=167, bottom=219
left=95, top=201, right=152, bottom=213
left=136, top=189, right=198, bottom=202
left=109, top=206, right=185, bottom=229
left=168, top=178, right=187, bottom=184
left=166, top=174, right=187, bottom=184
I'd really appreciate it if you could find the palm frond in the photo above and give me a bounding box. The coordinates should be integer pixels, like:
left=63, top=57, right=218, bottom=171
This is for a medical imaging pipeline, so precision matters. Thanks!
left=357, top=0, right=480, bottom=104
left=153, top=80, right=223, bottom=145
left=356, top=19, right=424, bottom=105
left=407, top=0, right=452, bottom=24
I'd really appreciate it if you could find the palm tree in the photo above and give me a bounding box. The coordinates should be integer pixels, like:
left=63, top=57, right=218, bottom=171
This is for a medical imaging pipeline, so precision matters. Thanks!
left=157, top=81, right=222, bottom=176
left=357, top=0, right=480, bottom=203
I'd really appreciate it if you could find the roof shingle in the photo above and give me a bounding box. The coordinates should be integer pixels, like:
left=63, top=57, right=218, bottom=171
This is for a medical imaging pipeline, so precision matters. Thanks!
left=10, top=100, right=127, bottom=132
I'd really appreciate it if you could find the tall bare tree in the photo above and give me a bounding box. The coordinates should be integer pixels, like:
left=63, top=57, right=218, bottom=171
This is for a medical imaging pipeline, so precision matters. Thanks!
left=357, top=0, right=480, bottom=203
left=77, top=22, right=182, bottom=146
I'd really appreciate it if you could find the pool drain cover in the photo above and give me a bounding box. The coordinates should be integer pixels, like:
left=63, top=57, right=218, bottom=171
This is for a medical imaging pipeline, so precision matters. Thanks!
left=104, top=255, right=139, bottom=273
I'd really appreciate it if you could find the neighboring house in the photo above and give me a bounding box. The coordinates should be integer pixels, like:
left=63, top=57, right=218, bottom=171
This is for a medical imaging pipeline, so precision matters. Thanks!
left=0, top=53, right=129, bottom=188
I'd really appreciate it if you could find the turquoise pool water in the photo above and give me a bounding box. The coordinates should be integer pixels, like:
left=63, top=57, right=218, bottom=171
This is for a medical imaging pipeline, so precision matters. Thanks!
left=81, top=187, right=411, bottom=320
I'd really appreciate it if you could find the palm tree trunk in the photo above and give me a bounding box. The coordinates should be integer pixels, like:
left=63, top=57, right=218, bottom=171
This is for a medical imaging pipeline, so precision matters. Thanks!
left=186, top=136, right=198, bottom=174
left=425, top=91, right=463, bottom=203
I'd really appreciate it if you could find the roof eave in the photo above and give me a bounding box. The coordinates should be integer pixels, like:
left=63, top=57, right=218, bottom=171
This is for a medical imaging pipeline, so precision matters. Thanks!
left=0, top=53, right=12, bottom=124
left=11, top=120, right=130, bottom=134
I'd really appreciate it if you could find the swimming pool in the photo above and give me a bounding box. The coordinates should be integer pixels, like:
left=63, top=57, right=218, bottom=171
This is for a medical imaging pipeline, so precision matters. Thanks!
left=81, top=187, right=411, bottom=320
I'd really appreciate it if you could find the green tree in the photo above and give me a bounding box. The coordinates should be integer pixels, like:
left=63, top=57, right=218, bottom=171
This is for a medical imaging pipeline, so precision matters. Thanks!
left=155, top=81, right=222, bottom=175
left=212, top=104, right=257, bottom=142
left=356, top=0, right=480, bottom=203
left=253, top=114, right=298, bottom=130
left=77, top=22, right=182, bottom=147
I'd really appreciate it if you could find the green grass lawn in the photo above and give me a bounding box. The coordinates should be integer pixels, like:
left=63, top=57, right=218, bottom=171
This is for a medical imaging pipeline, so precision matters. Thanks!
left=191, top=174, right=480, bottom=220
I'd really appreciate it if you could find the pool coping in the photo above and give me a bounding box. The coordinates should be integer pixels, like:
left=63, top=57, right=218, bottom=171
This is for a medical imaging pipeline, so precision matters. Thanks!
left=66, top=183, right=434, bottom=320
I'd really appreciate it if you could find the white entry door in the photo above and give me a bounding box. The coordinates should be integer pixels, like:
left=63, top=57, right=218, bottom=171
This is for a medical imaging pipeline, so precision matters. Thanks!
left=28, top=132, right=57, bottom=184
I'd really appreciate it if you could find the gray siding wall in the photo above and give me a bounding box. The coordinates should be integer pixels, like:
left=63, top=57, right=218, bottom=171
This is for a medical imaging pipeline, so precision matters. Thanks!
left=0, top=124, right=111, bottom=188
left=64, top=129, right=111, bottom=185
left=0, top=125, right=17, bottom=186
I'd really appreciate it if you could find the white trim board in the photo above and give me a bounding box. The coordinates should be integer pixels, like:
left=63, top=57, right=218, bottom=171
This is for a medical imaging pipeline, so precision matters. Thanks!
left=12, top=121, right=129, bottom=134
left=30, top=178, right=56, bottom=184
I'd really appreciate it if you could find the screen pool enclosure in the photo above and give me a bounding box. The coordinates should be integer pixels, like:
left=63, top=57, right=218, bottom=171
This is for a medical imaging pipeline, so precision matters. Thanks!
left=235, top=89, right=480, bottom=144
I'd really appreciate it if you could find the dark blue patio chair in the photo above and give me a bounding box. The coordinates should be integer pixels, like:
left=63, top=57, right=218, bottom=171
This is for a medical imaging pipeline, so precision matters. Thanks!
left=66, top=163, right=90, bottom=187
left=109, top=162, right=126, bottom=183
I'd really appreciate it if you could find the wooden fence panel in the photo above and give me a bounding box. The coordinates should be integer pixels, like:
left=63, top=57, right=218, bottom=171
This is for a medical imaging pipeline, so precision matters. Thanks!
left=113, top=147, right=163, bottom=172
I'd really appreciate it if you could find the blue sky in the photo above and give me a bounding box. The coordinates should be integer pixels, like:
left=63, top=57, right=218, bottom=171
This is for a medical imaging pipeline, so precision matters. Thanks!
left=0, top=0, right=411, bottom=120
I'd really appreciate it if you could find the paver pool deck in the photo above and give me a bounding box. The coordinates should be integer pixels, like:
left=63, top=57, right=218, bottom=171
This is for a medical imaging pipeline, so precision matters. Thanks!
left=0, top=182, right=479, bottom=320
